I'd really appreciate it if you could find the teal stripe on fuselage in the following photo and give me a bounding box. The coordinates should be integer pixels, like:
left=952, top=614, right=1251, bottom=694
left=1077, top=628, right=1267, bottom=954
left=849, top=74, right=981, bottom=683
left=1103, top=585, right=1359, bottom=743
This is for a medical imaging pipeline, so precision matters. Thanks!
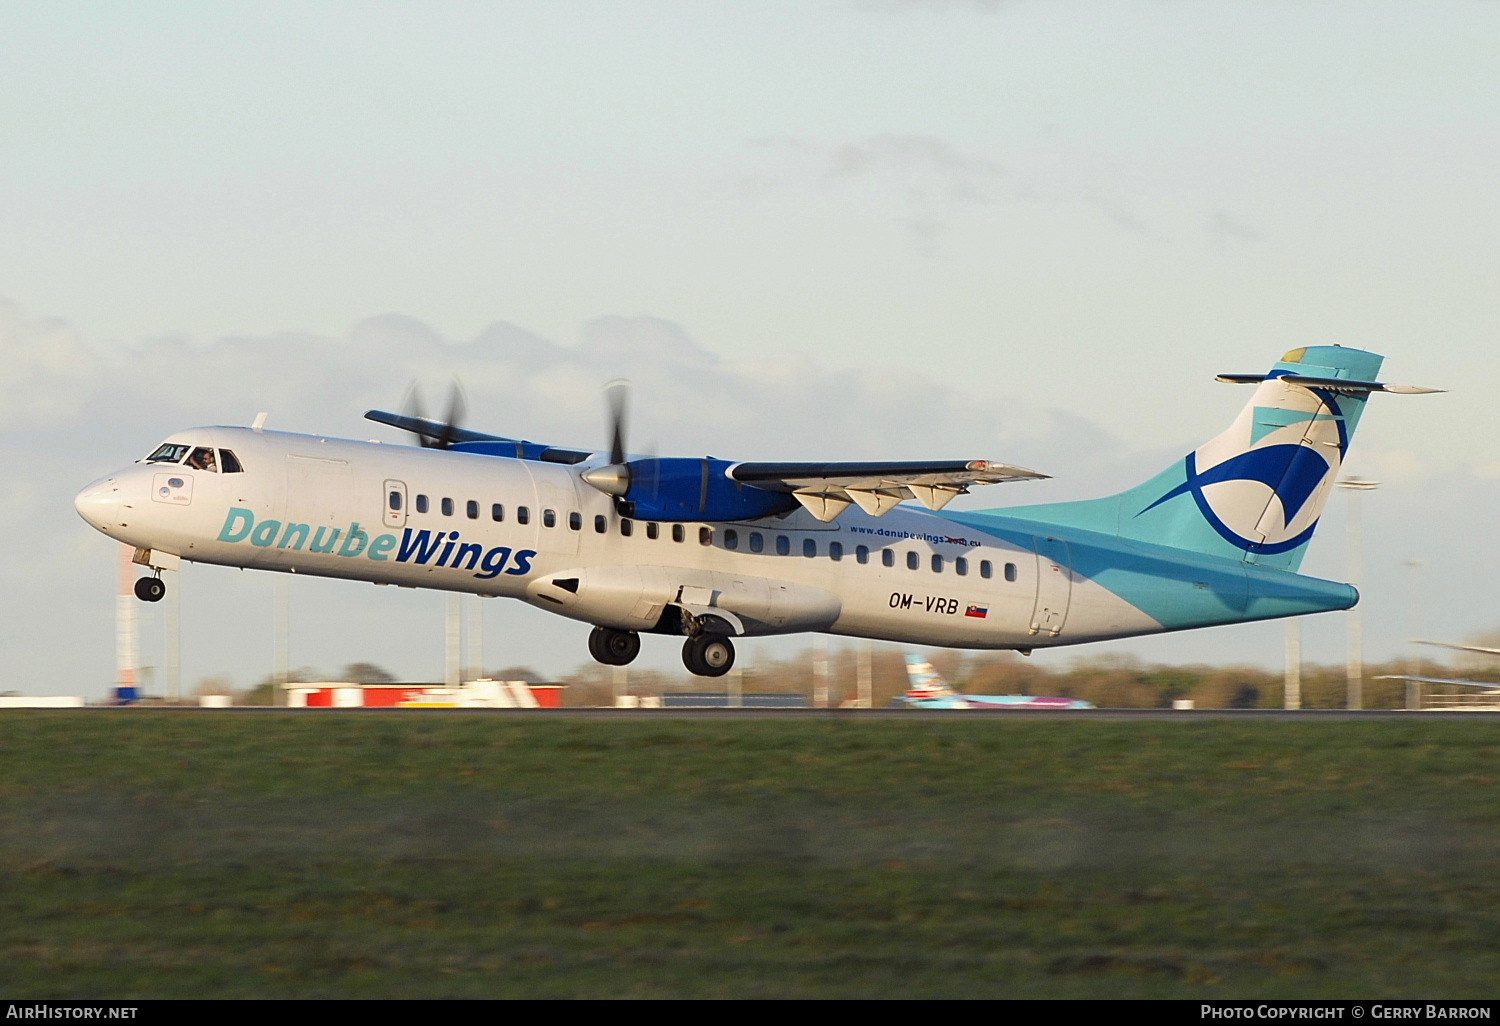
left=942, top=510, right=1356, bottom=633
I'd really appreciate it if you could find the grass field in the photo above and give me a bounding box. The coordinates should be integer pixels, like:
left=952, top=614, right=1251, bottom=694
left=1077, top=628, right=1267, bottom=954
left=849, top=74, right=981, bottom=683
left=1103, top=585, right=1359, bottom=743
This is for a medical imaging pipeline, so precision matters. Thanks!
left=1, top=711, right=1497, bottom=999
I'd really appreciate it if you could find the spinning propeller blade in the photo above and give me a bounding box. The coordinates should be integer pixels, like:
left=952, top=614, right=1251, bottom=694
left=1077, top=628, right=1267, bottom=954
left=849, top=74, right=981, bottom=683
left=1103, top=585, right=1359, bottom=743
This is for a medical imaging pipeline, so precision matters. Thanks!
left=581, top=380, right=633, bottom=498
left=401, top=381, right=467, bottom=450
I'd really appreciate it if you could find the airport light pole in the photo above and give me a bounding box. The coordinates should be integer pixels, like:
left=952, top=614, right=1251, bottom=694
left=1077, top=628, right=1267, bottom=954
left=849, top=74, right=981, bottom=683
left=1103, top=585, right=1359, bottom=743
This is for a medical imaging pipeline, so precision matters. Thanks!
left=1405, top=558, right=1424, bottom=711
left=1284, top=617, right=1301, bottom=710
left=166, top=573, right=180, bottom=704
left=273, top=576, right=289, bottom=706
left=115, top=545, right=137, bottom=704
left=445, top=593, right=461, bottom=688
left=465, top=594, right=483, bottom=683
left=813, top=636, right=829, bottom=709
left=1339, top=476, right=1380, bottom=710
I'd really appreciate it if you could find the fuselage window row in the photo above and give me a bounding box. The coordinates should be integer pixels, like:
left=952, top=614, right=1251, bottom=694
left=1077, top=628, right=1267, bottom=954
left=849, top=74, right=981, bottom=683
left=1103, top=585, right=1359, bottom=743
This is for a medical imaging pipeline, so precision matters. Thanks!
left=398, top=494, right=1018, bottom=583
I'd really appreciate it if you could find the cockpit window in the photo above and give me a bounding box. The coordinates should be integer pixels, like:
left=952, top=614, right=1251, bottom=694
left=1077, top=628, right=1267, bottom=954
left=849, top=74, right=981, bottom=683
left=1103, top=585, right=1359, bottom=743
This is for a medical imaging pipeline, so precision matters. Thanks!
left=187, top=447, right=218, bottom=472
left=145, top=443, right=190, bottom=464
left=220, top=449, right=243, bottom=473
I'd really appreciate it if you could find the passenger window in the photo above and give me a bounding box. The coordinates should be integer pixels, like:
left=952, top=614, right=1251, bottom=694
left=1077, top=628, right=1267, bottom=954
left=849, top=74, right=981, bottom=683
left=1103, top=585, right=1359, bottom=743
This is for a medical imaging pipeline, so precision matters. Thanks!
left=467, top=500, right=479, bottom=520
left=517, top=506, right=530, bottom=525
left=776, top=536, right=790, bottom=556
left=543, top=509, right=556, bottom=528
left=492, top=503, right=504, bottom=522
left=955, top=557, right=968, bottom=576
left=856, top=545, right=869, bottom=565
left=748, top=533, right=762, bottom=553
left=980, top=560, right=992, bottom=579
left=907, top=552, right=919, bottom=571
left=803, top=539, right=816, bottom=558
left=931, top=555, right=943, bottom=573
left=219, top=450, right=243, bottom=473
left=646, top=522, right=659, bottom=540
left=672, top=525, right=685, bottom=543
left=882, top=550, right=894, bottom=568
left=441, top=497, right=454, bottom=516
left=388, top=491, right=403, bottom=512
left=187, top=447, right=218, bottom=472
left=416, top=495, right=429, bottom=514
left=620, top=518, right=633, bottom=537
left=1005, top=562, right=1018, bottom=582
left=699, top=527, right=712, bottom=546
left=830, top=542, right=843, bottom=562
left=724, top=529, right=739, bottom=550
left=595, top=515, right=607, bottom=533
left=569, top=511, right=581, bottom=531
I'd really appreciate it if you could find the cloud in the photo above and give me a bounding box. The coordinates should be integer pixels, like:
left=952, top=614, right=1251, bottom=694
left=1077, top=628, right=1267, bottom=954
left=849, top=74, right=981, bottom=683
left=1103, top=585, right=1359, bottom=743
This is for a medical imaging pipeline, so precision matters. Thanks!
left=742, top=134, right=1155, bottom=254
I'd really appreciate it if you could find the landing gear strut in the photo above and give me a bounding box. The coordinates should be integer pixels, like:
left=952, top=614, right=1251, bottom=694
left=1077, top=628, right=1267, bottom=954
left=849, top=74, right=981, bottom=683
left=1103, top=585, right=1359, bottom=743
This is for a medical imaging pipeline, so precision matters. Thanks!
left=588, top=626, right=641, bottom=666
left=682, top=635, right=735, bottom=677
left=134, top=576, right=165, bottom=603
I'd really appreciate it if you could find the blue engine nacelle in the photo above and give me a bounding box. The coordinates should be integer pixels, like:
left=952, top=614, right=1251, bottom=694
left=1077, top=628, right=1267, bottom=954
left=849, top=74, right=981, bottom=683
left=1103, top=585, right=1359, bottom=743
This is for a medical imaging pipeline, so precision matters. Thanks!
left=620, top=457, right=798, bottom=522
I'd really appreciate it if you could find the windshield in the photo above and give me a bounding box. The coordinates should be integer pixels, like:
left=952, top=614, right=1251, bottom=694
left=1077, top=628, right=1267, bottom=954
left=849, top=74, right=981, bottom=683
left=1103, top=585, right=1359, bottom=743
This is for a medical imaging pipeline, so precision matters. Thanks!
left=145, top=443, right=191, bottom=464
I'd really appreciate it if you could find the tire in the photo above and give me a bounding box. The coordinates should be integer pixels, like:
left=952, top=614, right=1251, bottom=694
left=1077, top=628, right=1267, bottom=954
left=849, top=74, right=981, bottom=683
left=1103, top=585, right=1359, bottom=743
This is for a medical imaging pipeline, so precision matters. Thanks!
left=588, top=626, right=640, bottom=666
left=683, top=635, right=735, bottom=677
left=134, top=577, right=165, bottom=603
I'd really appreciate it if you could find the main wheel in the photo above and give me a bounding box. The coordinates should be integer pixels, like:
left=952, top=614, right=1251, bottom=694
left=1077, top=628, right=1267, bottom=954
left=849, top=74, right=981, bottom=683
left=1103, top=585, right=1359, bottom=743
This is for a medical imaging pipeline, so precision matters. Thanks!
left=134, top=576, right=165, bottom=603
left=682, top=635, right=735, bottom=677
left=588, top=626, right=641, bottom=666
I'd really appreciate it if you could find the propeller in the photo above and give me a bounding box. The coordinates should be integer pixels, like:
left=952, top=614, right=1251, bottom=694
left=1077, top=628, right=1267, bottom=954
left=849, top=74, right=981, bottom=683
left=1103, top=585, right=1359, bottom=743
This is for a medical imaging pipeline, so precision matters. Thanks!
left=403, top=380, right=467, bottom=450
left=581, top=380, right=633, bottom=499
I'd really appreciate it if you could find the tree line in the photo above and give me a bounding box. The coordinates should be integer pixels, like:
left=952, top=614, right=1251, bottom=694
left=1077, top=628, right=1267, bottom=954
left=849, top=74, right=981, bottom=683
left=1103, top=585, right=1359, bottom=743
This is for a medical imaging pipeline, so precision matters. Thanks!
left=215, top=648, right=1500, bottom=710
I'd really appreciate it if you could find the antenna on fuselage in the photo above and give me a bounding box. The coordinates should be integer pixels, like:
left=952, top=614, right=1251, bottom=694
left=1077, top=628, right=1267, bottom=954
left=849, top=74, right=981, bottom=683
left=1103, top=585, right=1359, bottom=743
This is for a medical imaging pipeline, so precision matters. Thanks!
left=252, top=412, right=268, bottom=432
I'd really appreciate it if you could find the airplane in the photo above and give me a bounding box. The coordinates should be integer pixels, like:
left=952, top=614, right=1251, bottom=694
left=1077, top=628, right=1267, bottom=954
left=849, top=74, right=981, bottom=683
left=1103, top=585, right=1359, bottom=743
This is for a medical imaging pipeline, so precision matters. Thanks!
left=894, top=654, right=1094, bottom=710
left=1376, top=640, right=1500, bottom=710
left=75, top=345, right=1437, bottom=679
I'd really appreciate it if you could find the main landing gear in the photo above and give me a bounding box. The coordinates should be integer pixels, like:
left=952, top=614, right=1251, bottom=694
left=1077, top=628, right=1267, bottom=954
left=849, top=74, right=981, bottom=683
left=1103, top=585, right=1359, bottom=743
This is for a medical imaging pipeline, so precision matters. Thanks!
left=588, top=625, right=641, bottom=666
left=585, top=625, right=737, bottom=677
left=682, top=634, right=735, bottom=677
left=134, top=576, right=165, bottom=603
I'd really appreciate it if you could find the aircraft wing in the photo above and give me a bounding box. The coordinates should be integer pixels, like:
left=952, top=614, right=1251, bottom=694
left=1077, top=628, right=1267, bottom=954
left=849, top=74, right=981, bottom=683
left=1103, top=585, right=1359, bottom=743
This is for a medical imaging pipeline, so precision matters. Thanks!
left=1413, top=640, right=1500, bottom=657
left=365, top=409, right=515, bottom=445
left=727, top=460, right=1047, bottom=521
left=364, top=410, right=594, bottom=463
left=1375, top=675, right=1500, bottom=690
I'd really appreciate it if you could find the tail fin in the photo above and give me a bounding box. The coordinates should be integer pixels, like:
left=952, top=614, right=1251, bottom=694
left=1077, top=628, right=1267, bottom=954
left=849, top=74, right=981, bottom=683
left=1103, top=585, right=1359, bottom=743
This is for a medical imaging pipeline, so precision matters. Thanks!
left=904, top=654, right=955, bottom=698
left=1002, top=346, right=1426, bottom=571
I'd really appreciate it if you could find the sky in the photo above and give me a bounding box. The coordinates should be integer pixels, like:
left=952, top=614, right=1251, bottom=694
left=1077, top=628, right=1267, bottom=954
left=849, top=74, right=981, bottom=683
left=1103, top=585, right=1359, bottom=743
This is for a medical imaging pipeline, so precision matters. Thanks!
left=1, top=1, right=1496, bottom=700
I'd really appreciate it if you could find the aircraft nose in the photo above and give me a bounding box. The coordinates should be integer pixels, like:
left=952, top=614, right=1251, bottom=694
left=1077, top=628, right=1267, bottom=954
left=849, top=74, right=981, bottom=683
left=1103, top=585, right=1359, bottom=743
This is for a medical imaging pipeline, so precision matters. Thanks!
left=74, top=477, right=124, bottom=532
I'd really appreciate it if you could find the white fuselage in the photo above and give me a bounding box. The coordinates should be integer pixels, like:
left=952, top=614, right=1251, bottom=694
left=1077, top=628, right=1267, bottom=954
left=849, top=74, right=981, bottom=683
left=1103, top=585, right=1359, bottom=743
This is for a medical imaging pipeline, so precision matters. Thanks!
left=75, top=426, right=1162, bottom=651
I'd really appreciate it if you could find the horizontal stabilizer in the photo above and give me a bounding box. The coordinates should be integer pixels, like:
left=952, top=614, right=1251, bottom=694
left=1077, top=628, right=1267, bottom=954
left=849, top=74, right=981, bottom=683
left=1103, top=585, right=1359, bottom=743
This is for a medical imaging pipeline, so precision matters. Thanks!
left=1216, top=373, right=1443, bottom=395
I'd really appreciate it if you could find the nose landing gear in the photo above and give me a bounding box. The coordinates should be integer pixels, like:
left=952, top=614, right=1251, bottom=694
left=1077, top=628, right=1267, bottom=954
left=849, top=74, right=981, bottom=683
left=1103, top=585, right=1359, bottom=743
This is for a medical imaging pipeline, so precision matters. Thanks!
left=134, top=576, right=165, bottom=603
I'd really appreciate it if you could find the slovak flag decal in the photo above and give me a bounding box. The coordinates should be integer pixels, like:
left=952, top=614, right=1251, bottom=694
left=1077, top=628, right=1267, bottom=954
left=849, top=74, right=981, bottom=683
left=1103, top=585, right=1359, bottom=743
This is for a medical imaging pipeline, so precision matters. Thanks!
left=965, top=604, right=988, bottom=619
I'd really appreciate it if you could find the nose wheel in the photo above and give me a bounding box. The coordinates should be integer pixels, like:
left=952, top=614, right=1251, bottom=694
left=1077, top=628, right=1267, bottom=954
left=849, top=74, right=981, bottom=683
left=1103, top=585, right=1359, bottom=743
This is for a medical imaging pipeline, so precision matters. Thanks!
left=682, top=635, right=734, bottom=677
left=134, top=576, right=166, bottom=603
